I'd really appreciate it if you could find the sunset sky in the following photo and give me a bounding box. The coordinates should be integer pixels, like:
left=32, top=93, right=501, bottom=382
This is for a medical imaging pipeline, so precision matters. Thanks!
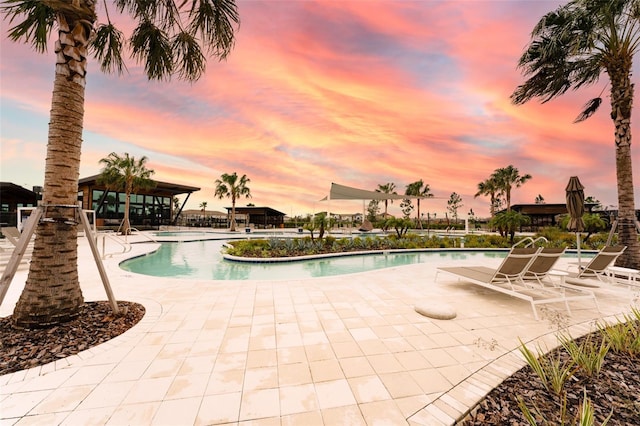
left=1, top=0, right=639, bottom=219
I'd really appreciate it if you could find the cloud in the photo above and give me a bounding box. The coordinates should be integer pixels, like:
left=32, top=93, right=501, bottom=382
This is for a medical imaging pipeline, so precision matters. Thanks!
left=1, top=0, right=638, bottom=217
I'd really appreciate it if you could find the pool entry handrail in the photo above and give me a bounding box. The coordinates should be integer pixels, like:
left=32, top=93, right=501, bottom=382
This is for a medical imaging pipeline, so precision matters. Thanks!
left=512, top=236, right=548, bottom=248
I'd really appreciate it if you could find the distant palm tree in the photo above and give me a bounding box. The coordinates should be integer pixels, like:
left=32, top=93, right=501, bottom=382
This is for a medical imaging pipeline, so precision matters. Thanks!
left=199, top=201, right=208, bottom=214
left=405, top=180, right=433, bottom=228
left=492, top=165, right=531, bottom=212
left=511, top=0, right=639, bottom=268
left=474, top=177, right=500, bottom=217
left=98, top=152, right=155, bottom=235
left=3, top=0, right=239, bottom=328
left=214, top=173, right=251, bottom=231
left=376, top=182, right=397, bottom=217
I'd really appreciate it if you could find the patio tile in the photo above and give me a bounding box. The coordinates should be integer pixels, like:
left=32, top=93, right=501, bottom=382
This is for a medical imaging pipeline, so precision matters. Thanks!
left=314, top=379, right=356, bottom=409
left=239, top=388, right=280, bottom=420
left=321, top=405, right=366, bottom=425
left=359, top=399, right=407, bottom=425
left=367, top=353, right=404, bottom=374
left=244, top=367, right=279, bottom=391
left=62, top=364, right=114, bottom=387
left=339, top=356, right=375, bottom=378
left=277, top=346, right=307, bottom=365
left=76, top=381, right=135, bottom=410
left=309, top=359, right=344, bottom=382
left=331, top=340, right=363, bottom=358
left=153, top=397, right=201, bottom=425
left=125, top=377, right=173, bottom=404
left=378, top=372, right=424, bottom=398
left=106, top=402, right=160, bottom=426
left=278, top=362, right=312, bottom=386
left=347, top=375, right=391, bottom=403
left=60, top=407, right=114, bottom=425
left=165, top=374, right=209, bottom=399
left=410, top=368, right=453, bottom=394
left=1, top=390, right=52, bottom=418
left=31, top=385, right=92, bottom=414
left=281, top=410, right=324, bottom=426
left=279, top=383, right=318, bottom=415
left=206, top=367, right=245, bottom=395
left=196, top=392, right=241, bottom=425
left=246, top=349, right=278, bottom=368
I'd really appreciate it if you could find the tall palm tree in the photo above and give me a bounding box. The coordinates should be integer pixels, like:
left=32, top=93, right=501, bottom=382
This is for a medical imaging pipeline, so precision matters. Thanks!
left=376, top=182, right=397, bottom=217
left=4, top=0, right=239, bottom=328
left=199, top=201, right=208, bottom=214
left=98, top=152, right=155, bottom=235
left=474, top=177, right=500, bottom=217
left=214, top=172, right=251, bottom=232
left=511, top=0, right=639, bottom=268
left=405, top=179, right=433, bottom=228
left=492, top=165, right=532, bottom=212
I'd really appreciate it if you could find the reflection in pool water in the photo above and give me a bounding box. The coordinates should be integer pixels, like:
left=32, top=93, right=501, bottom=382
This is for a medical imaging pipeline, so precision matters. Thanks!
left=120, top=240, right=512, bottom=280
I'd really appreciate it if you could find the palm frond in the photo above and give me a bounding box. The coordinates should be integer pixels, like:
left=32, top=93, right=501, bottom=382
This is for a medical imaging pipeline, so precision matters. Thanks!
left=574, top=97, right=602, bottom=123
left=187, top=0, right=239, bottom=59
left=91, top=23, right=127, bottom=75
left=172, top=31, right=206, bottom=81
left=2, top=0, right=56, bottom=53
left=130, top=20, right=173, bottom=80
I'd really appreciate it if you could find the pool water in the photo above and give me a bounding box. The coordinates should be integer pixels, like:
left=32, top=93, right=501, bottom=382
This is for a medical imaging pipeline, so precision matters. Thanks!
left=120, top=240, right=512, bottom=280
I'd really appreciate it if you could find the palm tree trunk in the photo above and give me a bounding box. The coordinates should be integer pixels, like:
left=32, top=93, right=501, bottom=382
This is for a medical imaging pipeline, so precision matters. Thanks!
left=230, top=196, right=237, bottom=231
left=609, top=63, right=640, bottom=269
left=13, top=11, right=95, bottom=327
left=122, top=192, right=131, bottom=235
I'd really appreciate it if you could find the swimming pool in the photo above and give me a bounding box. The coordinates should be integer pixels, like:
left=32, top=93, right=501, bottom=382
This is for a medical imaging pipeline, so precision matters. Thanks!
left=120, top=240, right=514, bottom=280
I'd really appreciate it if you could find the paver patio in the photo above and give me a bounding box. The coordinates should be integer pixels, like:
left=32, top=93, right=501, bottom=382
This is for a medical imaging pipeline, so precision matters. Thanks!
left=1, top=232, right=637, bottom=425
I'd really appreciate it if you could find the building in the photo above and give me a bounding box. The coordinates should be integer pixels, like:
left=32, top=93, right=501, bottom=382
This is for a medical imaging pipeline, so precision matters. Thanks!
left=508, top=203, right=598, bottom=231
left=78, top=175, right=200, bottom=228
left=226, top=206, right=286, bottom=229
left=0, top=182, right=40, bottom=227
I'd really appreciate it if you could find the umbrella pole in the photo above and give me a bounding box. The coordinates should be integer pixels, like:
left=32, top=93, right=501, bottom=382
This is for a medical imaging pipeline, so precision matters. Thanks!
left=577, top=232, right=581, bottom=267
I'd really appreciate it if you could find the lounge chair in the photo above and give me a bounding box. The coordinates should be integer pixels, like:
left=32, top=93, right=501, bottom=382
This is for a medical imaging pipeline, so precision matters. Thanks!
left=565, top=246, right=627, bottom=284
left=436, top=247, right=591, bottom=320
left=565, top=246, right=638, bottom=290
left=521, top=247, right=567, bottom=286
left=520, top=247, right=600, bottom=312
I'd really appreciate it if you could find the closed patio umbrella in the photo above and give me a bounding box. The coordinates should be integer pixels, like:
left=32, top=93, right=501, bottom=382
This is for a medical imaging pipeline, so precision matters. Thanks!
left=565, top=176, right=585, bottom=265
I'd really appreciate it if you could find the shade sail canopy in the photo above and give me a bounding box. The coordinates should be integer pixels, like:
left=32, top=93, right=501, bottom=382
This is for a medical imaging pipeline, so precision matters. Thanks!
left=325, top=183, right=416, bottom=201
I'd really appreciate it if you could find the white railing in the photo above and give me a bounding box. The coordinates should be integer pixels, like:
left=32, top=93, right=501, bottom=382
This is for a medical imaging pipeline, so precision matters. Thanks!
left=512, top=236, right=548, bottom=248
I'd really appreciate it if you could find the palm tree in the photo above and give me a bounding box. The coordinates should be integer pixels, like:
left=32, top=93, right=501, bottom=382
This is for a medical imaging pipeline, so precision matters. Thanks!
left=199, top=201, right=208, bottom=225
left=98, top=152, right=155, bottom=235
left=214, top=172, right=251, bottom=232
left=492, top=165, right=531, bottom=212
left=4, top=0, right=239, bottom=328
left=405, top=180, right=433, bottom=228
left=376, top=182, right=397, bottom=217
left=511, top=0, right=639, bottom=268
left=474, top=177, right=501, bottom=217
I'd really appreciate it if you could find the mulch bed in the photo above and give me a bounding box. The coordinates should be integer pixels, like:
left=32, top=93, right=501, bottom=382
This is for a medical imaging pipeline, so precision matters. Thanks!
left=0, top=301, right=145, bottom=376
left=461, top=328, right=640, bottom=425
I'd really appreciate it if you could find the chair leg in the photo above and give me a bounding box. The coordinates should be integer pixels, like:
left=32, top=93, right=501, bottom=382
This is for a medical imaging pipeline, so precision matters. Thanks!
left=531, top=304, right=539, bottom=321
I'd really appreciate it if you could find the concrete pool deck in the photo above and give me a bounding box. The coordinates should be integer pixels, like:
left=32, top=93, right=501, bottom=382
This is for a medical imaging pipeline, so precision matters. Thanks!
left=1, top=232, right=638, bottom=425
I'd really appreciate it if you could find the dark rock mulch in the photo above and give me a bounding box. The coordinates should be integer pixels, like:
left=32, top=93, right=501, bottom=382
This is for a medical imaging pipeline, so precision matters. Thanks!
left=0, top=301, right=145, bottom=376
left=461, top=329, right=640, bottom=425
